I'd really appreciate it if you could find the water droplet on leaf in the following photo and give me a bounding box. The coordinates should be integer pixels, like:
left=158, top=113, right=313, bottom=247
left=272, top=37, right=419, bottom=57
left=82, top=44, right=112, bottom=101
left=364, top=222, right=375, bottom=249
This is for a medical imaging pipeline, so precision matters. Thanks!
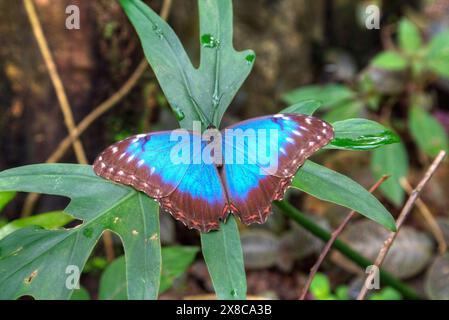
left=201, top=34, right=220, bottom=48
left=172, top=107, right=185, bottom=121
left=245, top=53, right=255, bottom=65
left=152, top=24, right=164, bottom=39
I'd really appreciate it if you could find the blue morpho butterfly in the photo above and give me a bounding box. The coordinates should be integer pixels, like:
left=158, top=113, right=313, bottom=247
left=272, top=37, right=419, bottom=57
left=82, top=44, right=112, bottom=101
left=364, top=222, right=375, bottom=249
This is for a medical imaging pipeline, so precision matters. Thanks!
left=93, top=114, right=334, bottom=232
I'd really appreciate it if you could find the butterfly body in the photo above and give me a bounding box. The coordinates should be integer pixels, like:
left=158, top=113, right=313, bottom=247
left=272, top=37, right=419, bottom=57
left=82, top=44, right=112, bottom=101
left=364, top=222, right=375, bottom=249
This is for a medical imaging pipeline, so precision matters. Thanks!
left=93, top=114, right=334, bottom=232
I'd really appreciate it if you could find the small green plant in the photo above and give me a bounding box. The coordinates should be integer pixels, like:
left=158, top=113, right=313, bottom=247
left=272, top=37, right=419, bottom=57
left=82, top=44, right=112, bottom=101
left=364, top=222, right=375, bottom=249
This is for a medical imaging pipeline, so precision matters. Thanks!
left=0, top=0, right=401, bottom=300
left=310, top=273, right=402, bottom=300
left=283, top=17, right=449, bottom=208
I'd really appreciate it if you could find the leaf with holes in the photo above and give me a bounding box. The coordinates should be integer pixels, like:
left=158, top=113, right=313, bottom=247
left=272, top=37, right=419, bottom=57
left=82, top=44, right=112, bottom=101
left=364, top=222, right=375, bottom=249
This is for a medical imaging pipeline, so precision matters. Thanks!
left=120, top=0, right=254, bottom=128
left=0, top=164, right=161, bottom=300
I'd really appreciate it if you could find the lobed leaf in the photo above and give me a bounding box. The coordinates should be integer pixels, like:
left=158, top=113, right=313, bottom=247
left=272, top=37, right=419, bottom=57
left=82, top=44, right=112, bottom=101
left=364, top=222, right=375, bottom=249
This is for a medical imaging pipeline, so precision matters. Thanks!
left=120, top=0, right=254, bottom=128
left=0, top=164, right=161, bottom=300
left=0, top=191, right=16, bottom=213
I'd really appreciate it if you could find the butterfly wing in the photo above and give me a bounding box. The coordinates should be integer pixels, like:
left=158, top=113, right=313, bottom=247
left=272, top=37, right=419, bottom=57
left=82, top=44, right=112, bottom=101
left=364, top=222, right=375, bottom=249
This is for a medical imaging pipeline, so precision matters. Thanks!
left=93, top=131, right=227, bottom=232
left=222, top=113, right=334, bottom=225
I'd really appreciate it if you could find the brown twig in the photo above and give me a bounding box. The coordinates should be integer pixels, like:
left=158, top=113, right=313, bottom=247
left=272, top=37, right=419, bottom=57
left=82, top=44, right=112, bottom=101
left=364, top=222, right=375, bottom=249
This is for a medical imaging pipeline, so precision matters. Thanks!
left=23, top=0, right=87, bottom=164
left=400, top=178, right=447, bottom=254
left=299, top=175, right=390, bottom=300
left=357, top=150, right=447, bottom=300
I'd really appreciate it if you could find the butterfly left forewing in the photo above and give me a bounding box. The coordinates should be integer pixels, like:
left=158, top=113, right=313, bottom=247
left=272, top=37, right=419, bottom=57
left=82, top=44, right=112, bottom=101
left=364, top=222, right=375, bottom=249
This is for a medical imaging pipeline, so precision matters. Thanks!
left=94, top=131, right=227, bottom=232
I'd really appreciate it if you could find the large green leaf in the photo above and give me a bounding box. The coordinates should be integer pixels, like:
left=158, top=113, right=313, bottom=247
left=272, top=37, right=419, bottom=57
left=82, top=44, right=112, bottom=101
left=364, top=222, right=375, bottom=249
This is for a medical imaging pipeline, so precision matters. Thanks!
left=398, top=18, right=422, bottom=54
left=371, top=141, right=409, bottom=207
left=200, top=216, right=246, bottom=299
left=0, top=191, right=15, bottom=213
left=0, top=211, right=73, bottom=240
left=99, top=246, right=198, bottom=299
left=120, top=0, right=254, bottom=128
left=409, top=105, right=449, bottom=157
left=282, top=84, right=355, bottom=110
left=327, top=119, right=400, bottom=151
left=0, top=164, right=161, bottom=300
left=293, top=161, right=396, bottom=231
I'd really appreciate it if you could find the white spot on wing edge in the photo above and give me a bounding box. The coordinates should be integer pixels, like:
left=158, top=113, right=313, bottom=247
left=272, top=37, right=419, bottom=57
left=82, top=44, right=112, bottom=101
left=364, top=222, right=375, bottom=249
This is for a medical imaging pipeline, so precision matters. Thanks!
left=137, top=159, right=145, bottom=167
left=286, top=137, right=295, bottom=144
left=112, top=147, right=118, bottom=154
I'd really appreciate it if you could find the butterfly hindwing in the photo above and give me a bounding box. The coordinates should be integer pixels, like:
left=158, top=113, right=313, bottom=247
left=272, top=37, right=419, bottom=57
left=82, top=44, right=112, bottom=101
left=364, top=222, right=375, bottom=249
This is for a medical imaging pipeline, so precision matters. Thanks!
left=93, top=131, right=227, bottom=232
left=222, top=113, right=334, bottom=224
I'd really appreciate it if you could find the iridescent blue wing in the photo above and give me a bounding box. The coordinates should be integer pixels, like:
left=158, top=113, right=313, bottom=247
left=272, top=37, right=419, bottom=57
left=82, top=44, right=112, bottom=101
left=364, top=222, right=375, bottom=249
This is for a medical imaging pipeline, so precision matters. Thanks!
left=222, top=113, right=334, bottom=225
left=93, top=131, right=227, bottom=232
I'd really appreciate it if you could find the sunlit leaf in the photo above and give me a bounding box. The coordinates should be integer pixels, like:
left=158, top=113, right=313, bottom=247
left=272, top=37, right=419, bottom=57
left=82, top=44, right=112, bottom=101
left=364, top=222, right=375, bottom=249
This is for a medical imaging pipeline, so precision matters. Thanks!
left=371, top=51, right=408, bottom=71
left=398, top=18, right=422, bottom=54
left=327, top=119, right=400, bottom=150
left=120, top=0, right=254, bottom=128
left=0, top=211, right=73, bottom=240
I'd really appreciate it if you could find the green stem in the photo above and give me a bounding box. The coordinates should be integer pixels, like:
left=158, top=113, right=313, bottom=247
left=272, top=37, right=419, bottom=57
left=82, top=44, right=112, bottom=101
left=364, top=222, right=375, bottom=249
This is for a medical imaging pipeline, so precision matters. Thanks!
left=274, top=200, right=423, bottom=300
